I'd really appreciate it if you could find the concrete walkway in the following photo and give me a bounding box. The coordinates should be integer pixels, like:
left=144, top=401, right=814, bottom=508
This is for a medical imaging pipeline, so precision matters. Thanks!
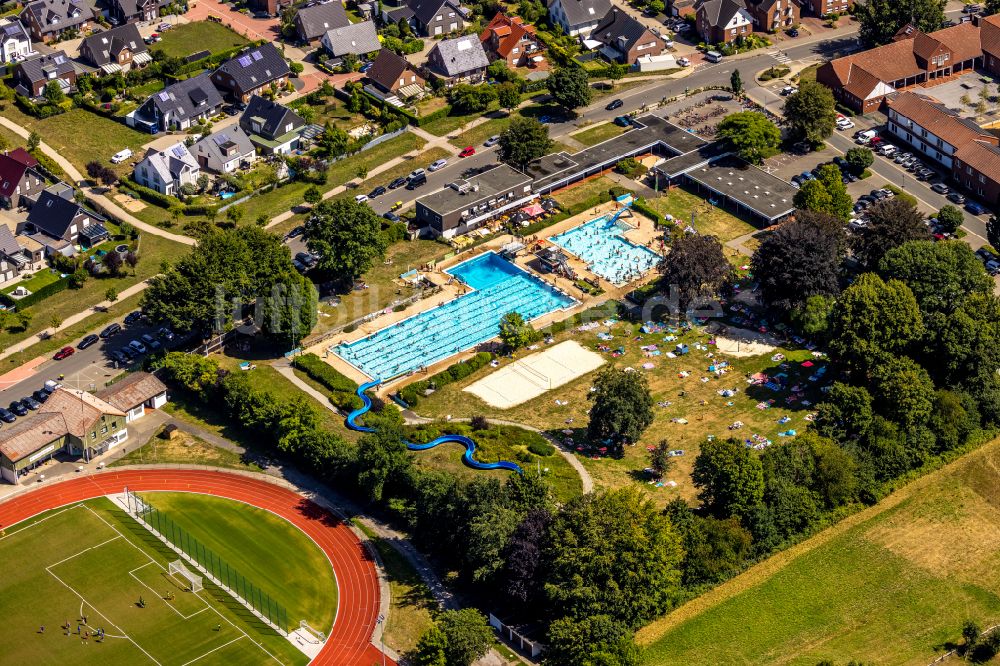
left=0, top=278, right=152, bottom=363
left=0, top=116, right=195, bottom=247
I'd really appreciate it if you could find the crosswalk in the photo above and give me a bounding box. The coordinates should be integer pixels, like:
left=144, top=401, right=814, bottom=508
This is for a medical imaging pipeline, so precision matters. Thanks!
left=769, top=50, right=792, bottom=64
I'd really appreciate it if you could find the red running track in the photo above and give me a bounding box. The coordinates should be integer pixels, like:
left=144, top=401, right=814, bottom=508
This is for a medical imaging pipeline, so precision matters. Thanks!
left=0, top=469, right=395, bottom=666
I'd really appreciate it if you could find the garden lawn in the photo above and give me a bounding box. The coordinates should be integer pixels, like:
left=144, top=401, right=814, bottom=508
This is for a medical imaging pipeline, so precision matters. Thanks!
left=408, top=303, right=826, bottom=508
left=419, top=112, right=483, bottom=138
left=645, top=188, right=758, bottom=243
left=153, top=21, right=249, bottom=58
left=112, top=426, right=264, bottom=472
left=141, top=492, right=338, bottom=632
left=448, top=116, right=510, bottom=149
left=637, top=436, right=1000, bottom=665
left=1, top=268, right=61, bottom=295
left=552, top=175, right=619, bottom=211
left=796, top=62, right=820, bottom=83
left=571, top=122, right=627, bottom=147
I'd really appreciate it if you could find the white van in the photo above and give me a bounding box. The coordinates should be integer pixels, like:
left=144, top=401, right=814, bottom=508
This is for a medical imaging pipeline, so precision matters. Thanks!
left=110, top=148, right=133, bottom=164
left=855, top=129, right=877, bottom=144
left=705, top=50, right=723, bottom=63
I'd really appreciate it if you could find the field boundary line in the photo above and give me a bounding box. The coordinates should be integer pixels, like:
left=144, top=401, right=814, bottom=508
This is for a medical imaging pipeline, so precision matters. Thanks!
left=46, top=535, right=122, bottom=569
left=127, top=562, right=210, bottom=621
left=179, top=635, right=245, bottom=666
left=1, top=504, right=80, bottom=536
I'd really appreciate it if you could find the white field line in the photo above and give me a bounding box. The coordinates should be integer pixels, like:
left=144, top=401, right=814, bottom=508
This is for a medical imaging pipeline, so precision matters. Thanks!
left=179, top=636, right=246, bottom=666
left=127, top=562, right=209, bottom=621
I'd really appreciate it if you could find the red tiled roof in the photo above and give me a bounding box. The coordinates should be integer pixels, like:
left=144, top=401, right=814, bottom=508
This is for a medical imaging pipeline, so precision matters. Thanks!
left=842, top=65, right=884, bottom=100
left=886, top=91, right=995, bottom=150
left=956, top=140, right=1000, bottom=183
left=480, top=12, right=538, bottom=59
left=981, top=14, right=1000, bottom=56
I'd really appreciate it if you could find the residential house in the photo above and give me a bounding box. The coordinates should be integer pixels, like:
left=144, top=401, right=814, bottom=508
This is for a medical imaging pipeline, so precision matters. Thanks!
left=743, top=0, right=798, bottom=33
left=95, top=372, right=168, bottom=423
left=107, top=0, right=165, bottom=24
left=12, top=51, right=75, bottom=99
left=133, top=143, right=200, bottom=196
left=0, top=19, right=32, bottom=64
left=0, top=388, right=129, bottom=483
left=667, top=0, right=697, bottom=17
left=981, top=14, right=1000, bottom=77
left=695, top=0, right=752, bottom=44
left=0, top=223, right=44, bottom=285
left=427, top=35, right=490, bottom=84
left=293, top=1, right=350, bottom=43
left=25, top=185, right=109, bottom=254
left=547, top=0, right=612, bottom=36
left=79, top=24, right=151, bottom=74
left=479, top=13, right=543, bottom=68
left=212, top=43, right=291, bottom=103
left=800, top=0, right=851, bottom=16
left=240, top=95, right=307, bottom=154
left=0, top=148, right=45, bottom=209
left=589, top=7, right=665, bottom=64
left=247, top=0, right=291, bottom=18
left=365, top=48, right=426, bottom=101
left=127, top=72, right=224, bottom=133
left=20, top=0, right=93, bottom=42
left=382, top=3, right=416, bottom=30
left=320, top=21, right=381, bottom=64
left=816, top=22, right=984, bottom=113
left=408, top=0, right=466, bottom=36
left=190, top=127, right=256, bottom=174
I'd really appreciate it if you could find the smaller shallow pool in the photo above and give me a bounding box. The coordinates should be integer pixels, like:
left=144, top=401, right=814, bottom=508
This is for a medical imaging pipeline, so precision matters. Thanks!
left=549, top=215, right=661, bottom=285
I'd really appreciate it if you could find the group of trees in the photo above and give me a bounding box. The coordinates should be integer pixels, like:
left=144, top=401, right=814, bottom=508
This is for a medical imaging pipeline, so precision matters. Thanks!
left=717, top=112, right=781, bottom=164
left=141, top=226, right=317, bottom=345
left=498, top=116, right=552, bottom=170
left=855, top=0, right=946, bottom=46
left=303, top=199, right=391, bottom=288
left=793, top=164, right=852, bottom=221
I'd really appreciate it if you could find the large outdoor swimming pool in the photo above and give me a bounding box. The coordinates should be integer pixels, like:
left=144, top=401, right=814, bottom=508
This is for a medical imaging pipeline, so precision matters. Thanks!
left=332, top=252, right=575, bottom=381
left=549, top=215, right=661, bottom=285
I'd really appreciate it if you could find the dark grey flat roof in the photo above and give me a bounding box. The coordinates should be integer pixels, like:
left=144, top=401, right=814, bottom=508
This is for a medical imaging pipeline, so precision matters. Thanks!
left=684, top=156, right=797, bottom=222
left=417, top=164, right=533, bottom=216
left=655, top=141, right=730, bottom=178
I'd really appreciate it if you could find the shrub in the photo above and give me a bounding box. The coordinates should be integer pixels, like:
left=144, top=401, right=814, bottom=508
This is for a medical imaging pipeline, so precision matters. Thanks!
left=470, top=415, right=490, bottom=430
left=292, top=353, right=363, bottom=410
left=528, top=440, right=555, bottom=456
left=396, top=352, right=494, bottom=406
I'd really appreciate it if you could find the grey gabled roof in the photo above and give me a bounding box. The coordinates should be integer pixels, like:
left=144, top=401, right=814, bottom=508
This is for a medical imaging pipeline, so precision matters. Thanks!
left=239, top=95, right=305, bottom=140
left=547, top=0, right=611, bottom=28
left=696, top=0, right=746, bottom=27
left=17, top=51, right=74, bottom=85
left=295, top=1, right=350, bottom=40
left=27, top=187, right=103, bottom=240
left=367, top=48, right=414, bottom=90
left=0, top=225, right=19, bottom=256
left=215, top=43, right=290, bottom=93
left=143, top=72, right=224, bottom=125
left=407, top=0, right=461, bottom=26
left=590, top=7, right=650, bottom=51
left=80, top=24, right=147, bottom=67
left=322, top=20, right=381, bottom=57
left=429, top=35, right=489, bottom=77
left=21, top=0, right=93, bottom=33
left=190, top=127, right=255, bottom=165
left=0, top=19, right=29, bottom=45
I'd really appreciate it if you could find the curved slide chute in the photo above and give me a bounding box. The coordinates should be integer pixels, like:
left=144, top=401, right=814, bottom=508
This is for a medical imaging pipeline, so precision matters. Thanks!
left=347, top=380, right=524, bottom=474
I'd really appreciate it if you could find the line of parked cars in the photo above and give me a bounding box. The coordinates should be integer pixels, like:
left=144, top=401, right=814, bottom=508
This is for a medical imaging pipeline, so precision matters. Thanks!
left=976, top=247, right=1000, bottom=275
left=0, top=379, right=62, bottom=424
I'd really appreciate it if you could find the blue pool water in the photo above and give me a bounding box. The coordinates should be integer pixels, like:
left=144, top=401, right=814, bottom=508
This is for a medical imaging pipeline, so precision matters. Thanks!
left=219, top=191, right=237, bottom=200
left=549, top=215, right=661, bottom=285
left=332, top=252, right=575, bottom=380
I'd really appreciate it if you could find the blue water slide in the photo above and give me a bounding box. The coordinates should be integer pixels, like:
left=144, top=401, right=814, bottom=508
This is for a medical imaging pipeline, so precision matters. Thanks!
left=608, top=199, right=633, bottom=226
left=346, top=380, right=524, bottom=474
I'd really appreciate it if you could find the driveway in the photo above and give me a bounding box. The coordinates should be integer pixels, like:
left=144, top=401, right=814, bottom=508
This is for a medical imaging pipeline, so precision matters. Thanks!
left=185, top=2, right=281, bottom=41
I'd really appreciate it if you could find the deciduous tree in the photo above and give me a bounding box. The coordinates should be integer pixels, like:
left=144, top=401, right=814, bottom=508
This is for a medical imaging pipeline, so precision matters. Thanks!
left=852, top=197, right=931, bottom=269
left=783, top=81, right=836, bottom=144
left=547, top=64, right=592, bottom=112
left=498, top=116, right=552, bottom=170
left=716, top=111, right=781, bottom=163
left=438, top=609, right=494, bottom=666
left=657, top=233, right=731, bottom=312
left=587, top=368, right=654, bottom=449
left=692, top=437, right=764, bottom=521
left=856, top=0, right=945, bottom=46
left=305, top=199, right=389, bottom=285
left=935, top=204, right=964, bottom=234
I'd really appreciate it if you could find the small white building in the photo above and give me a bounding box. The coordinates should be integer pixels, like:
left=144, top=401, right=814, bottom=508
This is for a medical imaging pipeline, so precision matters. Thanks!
left=0, top=19, right=32, bottom=63
left=95, top=372, right=169, bottom=423
left=134, top=143, right=200, bottom=196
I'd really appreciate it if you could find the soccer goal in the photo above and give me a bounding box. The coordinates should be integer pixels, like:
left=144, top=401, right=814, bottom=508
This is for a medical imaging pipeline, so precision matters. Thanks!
left=168, top=560, right=203, bottom=593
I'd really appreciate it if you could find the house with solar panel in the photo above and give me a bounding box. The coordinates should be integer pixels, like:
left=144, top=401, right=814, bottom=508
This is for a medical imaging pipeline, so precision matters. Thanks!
left=133, top=143, right=200, bottom=196
left=212, top=43, right=291, bottom=104
left=426, top=34, right=490, bottom=84
left=190, top=127, right=256, bottom=174
left=0, top=19, right=32, bottom=64
left=79, top=23, right=151, bottom=74
left=107, top=0, right=166, bottom=25
left=20, top=0, right=94, bottom=42
left=127, top=72, right=225, bottom=133
left=12, top=51, right=75, bottom=99
left=239, top=95, right=308, bottom=155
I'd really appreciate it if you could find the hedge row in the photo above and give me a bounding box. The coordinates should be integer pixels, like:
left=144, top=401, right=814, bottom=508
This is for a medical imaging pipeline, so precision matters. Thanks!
left=292, top=353, right=363, bottom=411
left=632, top=197, right=663, bottom=225
left=0, top=275, right=69, bottom=309
left=14, top=94, right=66, bottom=118
left=120, top=176, right=221, bottom=217
left=398, top=351, right=494, bottom=407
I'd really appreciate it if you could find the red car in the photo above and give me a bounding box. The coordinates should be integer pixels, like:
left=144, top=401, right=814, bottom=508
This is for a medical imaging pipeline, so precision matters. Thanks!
left=459, top=146, right=476, bottom=158
left=53, top=346, right=75, bottom=360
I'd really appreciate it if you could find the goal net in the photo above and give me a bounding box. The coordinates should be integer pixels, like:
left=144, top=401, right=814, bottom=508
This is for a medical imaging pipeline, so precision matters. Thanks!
left=168, top=560, right=203, bottom=593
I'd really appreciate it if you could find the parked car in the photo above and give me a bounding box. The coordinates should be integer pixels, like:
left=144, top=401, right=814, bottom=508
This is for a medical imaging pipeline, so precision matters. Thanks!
left=141, top=333, right=161, bottom=350
left=129, top=339, right=148, bottom=354
left=799, top=171, right=815, bottom=181
left=677, top=57, right=691, bottom=67
left=78, top=334, right=99, bottom=350
left=286, top=225, right=305, bottom=238
left=53, top=346, right=75, bottom=360
left=788, top=27, right=799, bottom=37
left=124, top=310, right=144, bottom=325
left=428, top=159, right=448, bottom=172
left=22, top=395, right=40, bottom=410
left=9, top=400, right=27, bottom=416
left=110, top=148, right=133, bottom=164
left=295, top=251, right=316, bottom=267
left=158, top=326, right=175, bottom=342
left=931, top=182, right=950, bottom=194
left=780, top=85, right=797, bottom=96
left=967, top=201, right=988, bottom=215
left=613, top=115, right=632, bottom=127
left=253, top=10, right=271, bottom=17
left=31, top=389, right=48, bottom=404
left=406, top=169, right=425, bottom=181
left=484, top=135, right=501, bottom=147
left=158, top=21, right=172, bottom=30
left=368, top=185, right=386, bottom=198
left=836, top=118, right=855, bottom=130
left=354, top=194, right=369, bottom=203
left=109, top=349, right=129, bottom=365
left=947, top=192, right=967, bottom=204
left=0, top=407, right=15, bottom=423
left=406, top=173, right=427, bottom=189
left=383, top=211, right=400, bottom=222
left=388, top=176, right=407, bottom=189
left=606, top=98, right=624, bottom=111
left=459, top=146, right=476, bottom=158
left=100, top=322, right=121, bottom=339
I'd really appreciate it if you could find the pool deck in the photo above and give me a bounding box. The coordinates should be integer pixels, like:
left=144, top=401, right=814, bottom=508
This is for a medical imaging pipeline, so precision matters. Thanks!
left=306, top=201, right=663, bottom=396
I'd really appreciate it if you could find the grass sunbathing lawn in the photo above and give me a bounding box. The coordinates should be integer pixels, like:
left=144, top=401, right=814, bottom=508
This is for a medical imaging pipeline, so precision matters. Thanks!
left=572, top=122, right=628, bottom=148
left=637, top=435, right=1000, bottom=665
left=409, top=300, right=828, bottom=508
left=152, top=21, right=250, bottom=58
left=552, top=175, right=619, bottom=211
left=645, top=187, right=759, bottom=244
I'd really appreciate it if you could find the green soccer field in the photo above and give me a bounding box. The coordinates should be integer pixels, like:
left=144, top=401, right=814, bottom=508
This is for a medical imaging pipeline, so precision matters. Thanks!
left=0, top=494, right=337, bottom=666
